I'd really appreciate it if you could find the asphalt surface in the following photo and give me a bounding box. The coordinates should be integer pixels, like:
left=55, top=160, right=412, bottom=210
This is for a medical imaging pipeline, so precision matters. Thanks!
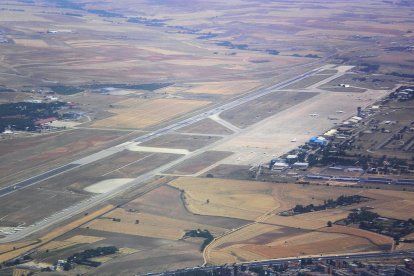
left=0, top=163, right=80, bottom=198
left=0, top=65, right=328, bottom=243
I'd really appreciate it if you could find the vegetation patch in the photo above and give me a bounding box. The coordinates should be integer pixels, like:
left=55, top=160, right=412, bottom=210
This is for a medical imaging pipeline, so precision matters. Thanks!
left=184, top=229, right=214, bottom=251
left=0, top=101, right=66, bottom=131
left=47, top=85, right=84, bottom=95
left=63, top=246, right=118, bottom=270
left=127, top=17, right=167, bottom=27
left=216, top=41, right=249, bottom=50
left=338, top=209, right=414, bottom=241
left=46, top=0, right=84, bottom=10
left=0, top=86, right=14, bottom=92
left=279, top=195, right=370, bottom=216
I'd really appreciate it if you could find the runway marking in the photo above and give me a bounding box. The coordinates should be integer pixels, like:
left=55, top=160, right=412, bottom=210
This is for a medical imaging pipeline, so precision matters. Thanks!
left=126, top=145, right=190, bottom=155
left=101, top=154, right=154, bottom=177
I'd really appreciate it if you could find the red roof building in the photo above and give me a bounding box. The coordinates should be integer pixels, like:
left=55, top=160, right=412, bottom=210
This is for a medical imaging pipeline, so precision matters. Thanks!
left=34, top=117, right=58, bottom=125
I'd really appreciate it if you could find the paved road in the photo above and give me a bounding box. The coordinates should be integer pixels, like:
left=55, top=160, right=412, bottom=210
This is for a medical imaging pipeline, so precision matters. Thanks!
left=0, top=65, right=328, bottom=243
left=146, top=251, right=414, bottom=275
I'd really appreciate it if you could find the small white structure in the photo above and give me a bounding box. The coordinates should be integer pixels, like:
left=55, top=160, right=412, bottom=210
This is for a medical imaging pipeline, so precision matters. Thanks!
left=272, top=162, right=289, bottom=171
left=293, top=162, right=309, bottom=170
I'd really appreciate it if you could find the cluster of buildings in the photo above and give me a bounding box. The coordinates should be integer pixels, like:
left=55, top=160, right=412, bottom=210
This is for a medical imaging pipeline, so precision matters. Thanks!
left=392, top=87, right=414, bottom=101
left=154, top=257, right=414, bottom=276
left=263, top=84, right=414, bottom=185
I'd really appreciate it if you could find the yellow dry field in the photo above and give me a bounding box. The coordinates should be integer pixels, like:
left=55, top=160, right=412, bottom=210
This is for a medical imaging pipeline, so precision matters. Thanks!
left=266, top=209, right=351, bottom=230
left=65, top=39, right=129, bottom=48
left=319, top=225, right=392, bottom=246
left=38, top=240, right=75, bottom=252
left=173, top=177, right=412, bottom=264
left=0, top=11, right=50, bottom=22
left=41, top=205, right=114, bottom=242
left=83, top=208, right=226, bottom=240
left=11, top=268, right=32, bottom=276
left=13, top=39, right=49, bottom=48
left=183, top=80, right=260, bottom=95
left=0, top=205, right=114, bottom=263
left=397, top=232, right=414, bottom=250
left=38, top=235, right=105, bottom=252
left=171, top=177, right=414, bottom=223
left=0, top=241, right=37, bottom=254
left=397, top=243, right=414, bottom=250
left=213, top=224, right=283, bottom=249
left=65, top=235, right=106, bottom=244
left=257, top=232, right=375, bottom=257
left=170, top=178, right=280, bottom=220
left=209, top=231, right=377, bottom=264
left=164, top=58, right=235, bottom=67
left=90, top=256, right=113, bottom=263
left=137, top=46, right=188, bottom=56
left=119, top=247, right=139, bottom=255
left=170, top=178, right=364, bottom=221
left=362, top=189, right=414, bottom=220
left=91, top=98, right=209, bottom=129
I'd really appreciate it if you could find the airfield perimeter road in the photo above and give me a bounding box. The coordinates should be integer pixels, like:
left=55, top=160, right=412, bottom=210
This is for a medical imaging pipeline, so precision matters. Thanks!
left=0, top=65, right=331, bottom=243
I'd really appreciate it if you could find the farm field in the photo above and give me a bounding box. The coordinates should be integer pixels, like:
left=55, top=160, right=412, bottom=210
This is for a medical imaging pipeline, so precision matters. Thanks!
left=90, top=98, right=210, bottom=130
left=0, top=204, right=114, bottom=263
left=83, top=208, right=226, bottom=240
left=171, top=178, right=414, bottom=225
left=24, top=184, right=248, bottom=275
left=209, top=230, right=380, bottom=264
left=171, top=177, right=413, bottom=264
left=179, top=80, right=261, bottom=95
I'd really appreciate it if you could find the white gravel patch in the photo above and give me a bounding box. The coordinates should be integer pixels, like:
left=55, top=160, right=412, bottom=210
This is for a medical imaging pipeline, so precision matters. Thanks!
left=127, top=145, right=189, bottom=155
left=84, top=178, right=134, bottom=194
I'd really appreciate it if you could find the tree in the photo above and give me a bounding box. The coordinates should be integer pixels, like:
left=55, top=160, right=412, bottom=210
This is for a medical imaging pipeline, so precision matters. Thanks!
left=63, top=262, right=72, bottom=271
left=307, top=154, right=319, bottom=166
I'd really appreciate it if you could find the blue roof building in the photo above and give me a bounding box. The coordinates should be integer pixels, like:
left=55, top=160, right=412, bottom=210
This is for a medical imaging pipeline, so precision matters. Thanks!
left=309, top=136, right=328, bottom=146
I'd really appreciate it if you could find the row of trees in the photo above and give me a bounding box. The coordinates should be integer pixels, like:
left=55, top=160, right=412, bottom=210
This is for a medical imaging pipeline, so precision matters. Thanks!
left=292, top=195, right=368, bottom=215
left=64, top=246, right=118, bottom=270
left=344, top=210, right=414, bottom=240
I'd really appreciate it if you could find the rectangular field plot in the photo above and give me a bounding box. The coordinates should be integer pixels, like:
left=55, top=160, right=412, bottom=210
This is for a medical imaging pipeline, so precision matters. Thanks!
left=90, top=98, right=210, bottom=129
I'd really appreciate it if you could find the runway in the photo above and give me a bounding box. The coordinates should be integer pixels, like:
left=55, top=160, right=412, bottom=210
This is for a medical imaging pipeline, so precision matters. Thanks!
left=0, top=65, right=329, bottom=243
